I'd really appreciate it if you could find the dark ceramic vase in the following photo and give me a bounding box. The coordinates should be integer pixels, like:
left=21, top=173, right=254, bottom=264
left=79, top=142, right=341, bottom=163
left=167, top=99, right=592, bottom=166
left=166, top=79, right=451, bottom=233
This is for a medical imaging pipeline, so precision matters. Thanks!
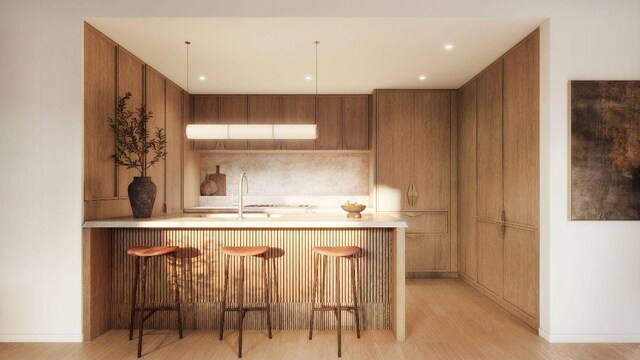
left=128, top=176, right=157, bottom=218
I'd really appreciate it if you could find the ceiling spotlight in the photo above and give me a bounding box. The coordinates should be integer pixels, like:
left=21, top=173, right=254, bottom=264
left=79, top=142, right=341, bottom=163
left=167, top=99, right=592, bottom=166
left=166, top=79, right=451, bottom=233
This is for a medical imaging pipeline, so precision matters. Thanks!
left=419, top=75, right=427, bottom=81
left=305, top=75, right=313, bottom=81
left=444, top=43, right=454, bottom=50
left=198, top=75, right=207, bottom=81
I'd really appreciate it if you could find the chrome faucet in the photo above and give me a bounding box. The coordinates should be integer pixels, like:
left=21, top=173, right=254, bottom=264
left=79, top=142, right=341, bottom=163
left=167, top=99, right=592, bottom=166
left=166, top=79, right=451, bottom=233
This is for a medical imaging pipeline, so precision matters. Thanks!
left=238, top=172, right=248, bottom=219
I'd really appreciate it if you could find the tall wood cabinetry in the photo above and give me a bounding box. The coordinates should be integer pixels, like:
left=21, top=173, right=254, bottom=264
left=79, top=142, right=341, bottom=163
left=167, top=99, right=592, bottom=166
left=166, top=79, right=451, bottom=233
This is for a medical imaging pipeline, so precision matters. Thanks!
left=374, top=90, right=458, bottom=274
left=457, top=30, right=539, bottom=328
left=84, top=23, right=186, bottom=220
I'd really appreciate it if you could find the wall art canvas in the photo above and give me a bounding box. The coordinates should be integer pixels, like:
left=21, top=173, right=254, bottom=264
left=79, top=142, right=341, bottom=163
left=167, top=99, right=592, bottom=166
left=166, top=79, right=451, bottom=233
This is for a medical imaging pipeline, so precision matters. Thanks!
left=571, top=81, right=640, bottom=220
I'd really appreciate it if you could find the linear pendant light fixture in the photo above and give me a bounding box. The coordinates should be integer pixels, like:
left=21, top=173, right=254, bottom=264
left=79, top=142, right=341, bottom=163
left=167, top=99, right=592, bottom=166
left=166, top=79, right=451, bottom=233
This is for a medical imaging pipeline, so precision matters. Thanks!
left=185, top=41, right=319, bottom=141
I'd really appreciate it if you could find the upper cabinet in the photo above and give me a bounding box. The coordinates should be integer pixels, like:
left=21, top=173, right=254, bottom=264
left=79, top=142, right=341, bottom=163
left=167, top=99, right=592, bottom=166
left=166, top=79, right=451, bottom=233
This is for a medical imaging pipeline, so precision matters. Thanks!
left=190, top=94, right=370, bottom=151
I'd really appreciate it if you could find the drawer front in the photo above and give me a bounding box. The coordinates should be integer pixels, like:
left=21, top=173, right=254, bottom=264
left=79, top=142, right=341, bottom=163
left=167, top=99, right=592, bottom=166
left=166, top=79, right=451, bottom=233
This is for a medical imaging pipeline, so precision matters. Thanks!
left=406, top=233, right=450, bottom=272
left=384, top=211, right=448, bottom=234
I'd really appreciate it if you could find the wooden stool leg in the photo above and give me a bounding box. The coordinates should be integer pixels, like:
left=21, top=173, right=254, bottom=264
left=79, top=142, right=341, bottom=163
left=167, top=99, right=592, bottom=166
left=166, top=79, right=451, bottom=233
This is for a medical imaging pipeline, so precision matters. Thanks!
left=262, top=254, right=272, bottom=339
left=219, top=255, right=229, bottom=341
left=238, top=256, right=245, bottom=358
left=172, top=252, right=183, bottom=339
left=137, top=257, right=148, bottom=358
left=335, top=257, right=342, bottom=358
left=129, top=257, right=140, bottom=341
left=309, top=253, right=319, bottom=340
left=350, top=257, right=360, bottom=339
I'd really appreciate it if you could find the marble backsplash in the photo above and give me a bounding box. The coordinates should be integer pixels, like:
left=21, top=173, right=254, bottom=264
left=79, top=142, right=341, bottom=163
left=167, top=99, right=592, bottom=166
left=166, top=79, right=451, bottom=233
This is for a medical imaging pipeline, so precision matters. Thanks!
left=200, top=152, right=369, bottom=205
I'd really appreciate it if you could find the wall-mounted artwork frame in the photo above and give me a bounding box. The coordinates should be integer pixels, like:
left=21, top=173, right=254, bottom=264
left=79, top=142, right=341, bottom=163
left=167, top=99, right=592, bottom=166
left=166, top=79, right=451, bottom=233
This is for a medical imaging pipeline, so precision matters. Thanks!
left=571, top=81, right=640, bottom=220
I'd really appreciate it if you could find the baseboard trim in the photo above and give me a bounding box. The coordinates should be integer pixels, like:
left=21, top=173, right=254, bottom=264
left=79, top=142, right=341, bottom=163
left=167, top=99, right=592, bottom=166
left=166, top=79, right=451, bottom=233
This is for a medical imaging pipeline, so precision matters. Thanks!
left=406, top=271, right=459, bottom=279
left=539, top=328, right=640, bottom=343
left=0, top=333, right=84, bottom=342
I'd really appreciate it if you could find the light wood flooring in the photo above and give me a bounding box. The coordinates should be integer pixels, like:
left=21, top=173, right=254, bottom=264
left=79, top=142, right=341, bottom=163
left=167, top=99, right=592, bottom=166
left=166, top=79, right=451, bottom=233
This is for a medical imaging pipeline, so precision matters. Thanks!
left=2, top=279, right=639, bottom=359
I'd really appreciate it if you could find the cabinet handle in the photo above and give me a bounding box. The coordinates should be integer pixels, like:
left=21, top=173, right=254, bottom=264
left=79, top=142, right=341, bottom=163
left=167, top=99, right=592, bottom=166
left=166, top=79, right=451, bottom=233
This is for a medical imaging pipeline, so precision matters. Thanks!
left=406, top=185, right=411, bottom=207
left=412, top=184, right=418, bottom=207
left=500, top=210, right=506, bottom=238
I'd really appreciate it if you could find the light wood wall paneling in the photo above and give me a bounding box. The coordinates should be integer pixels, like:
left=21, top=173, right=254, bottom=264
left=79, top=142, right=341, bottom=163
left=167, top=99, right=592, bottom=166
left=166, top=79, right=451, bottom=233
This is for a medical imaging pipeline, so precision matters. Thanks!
left=503, top=30, right=540, bottom=227
left=183, top=93, right=201, bottom=209
left=84, top=24, right=117, bottom=201
left=144, top=66, right=167, bottom=215
left=315, top=95, right=343, bottom=150
left=457, top=80, right=478, bottom=280
left=248, top=95, right=282, bottom=150
left=476, top=221, right=503, bottom=296
left=375, top=91, right=413, bottom=212
left=413, top=91, right=451, bottom=211
left=117, top=48, right=145, bottom=199
left=192, top=95, right=220, bottom=150
left=219, top=95, right=248, bottom=150
left=109, top=228, right=392, bottom=331
left=503, top=227, right=538, bottom=318
left=343, top=95, right=370, bottom=150
left=165, top=81, right=183, bottom=213
left=83, top=228, right=112, bottom=340
left=282, top=95, right=316, bottom=150
left=449, top=91, right=458, bottom=272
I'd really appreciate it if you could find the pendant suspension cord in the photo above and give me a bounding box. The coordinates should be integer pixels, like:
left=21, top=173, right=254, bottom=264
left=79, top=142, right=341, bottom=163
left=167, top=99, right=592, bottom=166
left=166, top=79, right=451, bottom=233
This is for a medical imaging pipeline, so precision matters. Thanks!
left=314, top=41, right=319, bottom=95
left=185, top=41, right=191, bottom=92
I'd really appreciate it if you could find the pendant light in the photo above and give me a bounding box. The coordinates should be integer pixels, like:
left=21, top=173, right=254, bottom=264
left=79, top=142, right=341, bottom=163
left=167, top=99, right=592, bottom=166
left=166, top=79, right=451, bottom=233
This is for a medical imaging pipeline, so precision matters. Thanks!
left=185, top=40, right=318, bottom=141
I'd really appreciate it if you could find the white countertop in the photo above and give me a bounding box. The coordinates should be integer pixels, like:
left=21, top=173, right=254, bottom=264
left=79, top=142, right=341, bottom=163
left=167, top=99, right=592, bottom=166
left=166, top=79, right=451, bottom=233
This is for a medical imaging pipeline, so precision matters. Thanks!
left=83, top=213, right=407, bottom=229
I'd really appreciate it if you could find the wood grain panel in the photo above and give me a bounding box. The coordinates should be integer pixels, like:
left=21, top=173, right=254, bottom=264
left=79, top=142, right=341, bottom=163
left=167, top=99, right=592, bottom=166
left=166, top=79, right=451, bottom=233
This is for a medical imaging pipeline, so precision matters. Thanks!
left=450, top=91, right=458, bottom=272
left=384, top=211, right=448, bottom=234
left=457, top=81, right=477, bottom=280
left=343, top=95, right=369, bottom=150
left=192, top=95, right=220, bottom=150
left=248, top=95, right=281, bottom=150
left=503, top=30, right=540, bottom=227
left=117, top=48, right=145, bottom=198
left=376, top=91, right=413, bottom=211
left=476, top=221, right=503, bottom=296
left=503, top=227, right=538, bottom=317
left=315, top=95, right=343, bottom=150
left=109, top=228, right=392, bottom=331
left=476, top=59, right=504, bottom=221
left=282, top=95, right=315, bottom=150
left=183, top=94, right=201, bottom=208
left=83, top=228, right=112, bottom=340
left=144, top=67, right=166, bottom=215
left=413, top=91, right=451, bottom=210
left=165, top=81, right=183, bottom=213
left=219, top=95, right=248, bottom=150
left=405, top=234, right=449, bottom=272
left=84, top=24, right=117, bottom=200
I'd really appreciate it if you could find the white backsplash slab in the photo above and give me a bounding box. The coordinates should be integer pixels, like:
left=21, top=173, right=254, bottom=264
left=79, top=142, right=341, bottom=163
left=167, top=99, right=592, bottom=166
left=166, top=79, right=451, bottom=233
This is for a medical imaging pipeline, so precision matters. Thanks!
left=200, top=152, right=370, bottom=207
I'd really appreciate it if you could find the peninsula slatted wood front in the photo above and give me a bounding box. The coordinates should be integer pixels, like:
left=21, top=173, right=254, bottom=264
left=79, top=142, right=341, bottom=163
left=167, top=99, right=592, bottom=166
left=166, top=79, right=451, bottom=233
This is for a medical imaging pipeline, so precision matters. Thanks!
left=109, top=228, right=392, bottom=331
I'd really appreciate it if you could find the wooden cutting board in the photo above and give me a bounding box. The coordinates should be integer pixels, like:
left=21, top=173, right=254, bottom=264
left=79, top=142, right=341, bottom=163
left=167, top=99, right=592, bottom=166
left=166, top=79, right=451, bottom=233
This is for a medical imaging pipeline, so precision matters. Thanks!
left=208, top=165, right=226, bottom=196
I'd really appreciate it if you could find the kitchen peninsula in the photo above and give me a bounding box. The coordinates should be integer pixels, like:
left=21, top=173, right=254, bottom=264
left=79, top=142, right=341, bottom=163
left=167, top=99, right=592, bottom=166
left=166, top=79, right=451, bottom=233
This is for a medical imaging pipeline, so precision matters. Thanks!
left=83, top=213, right=407, bottom=342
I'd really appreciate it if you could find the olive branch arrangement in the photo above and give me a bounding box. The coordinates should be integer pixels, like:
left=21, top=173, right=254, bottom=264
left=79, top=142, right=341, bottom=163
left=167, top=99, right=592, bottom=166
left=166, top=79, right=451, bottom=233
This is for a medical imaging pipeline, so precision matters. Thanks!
left=107, top=92, right=167, bottom=177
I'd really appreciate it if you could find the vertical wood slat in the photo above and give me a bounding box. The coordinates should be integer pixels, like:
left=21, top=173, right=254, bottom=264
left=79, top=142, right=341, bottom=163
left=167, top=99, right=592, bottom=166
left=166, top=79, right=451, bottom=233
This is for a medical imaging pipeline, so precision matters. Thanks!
left=111, top=228, right=391, bottom=330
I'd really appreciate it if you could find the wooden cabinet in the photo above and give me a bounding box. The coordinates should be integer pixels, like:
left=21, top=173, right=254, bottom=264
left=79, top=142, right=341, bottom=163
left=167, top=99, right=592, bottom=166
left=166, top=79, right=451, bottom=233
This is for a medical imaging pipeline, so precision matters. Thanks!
left=165, top=81, right=183, bottom=213
left=375, top=90, right=456, bottom=273
left=282, top=95, right=315, bottom=150
left=192, top=96, right=220, bottom=150
left=192, top=95, right=248, bottom=150
left=145, top=67, right=166, bottom=215
left=343, top=96, right=369, bottom=150
left=316, top=95, right=369, bottom=150
left=457, top=29, right=539, bottom=328
left=316, top=96, right=343, bottom=150
left=248, top=95, right=281, bottom=150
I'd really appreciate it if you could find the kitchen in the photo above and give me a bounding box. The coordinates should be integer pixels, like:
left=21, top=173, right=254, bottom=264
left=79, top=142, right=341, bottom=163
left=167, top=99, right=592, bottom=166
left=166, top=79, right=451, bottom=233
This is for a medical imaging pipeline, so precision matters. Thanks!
left=2, top=5, right=640, bottom=360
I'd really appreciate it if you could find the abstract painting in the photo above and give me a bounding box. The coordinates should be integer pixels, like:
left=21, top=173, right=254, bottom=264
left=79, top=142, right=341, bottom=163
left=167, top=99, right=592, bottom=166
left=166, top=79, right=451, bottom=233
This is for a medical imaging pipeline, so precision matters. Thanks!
left=571, top=81, right=640, bottom=220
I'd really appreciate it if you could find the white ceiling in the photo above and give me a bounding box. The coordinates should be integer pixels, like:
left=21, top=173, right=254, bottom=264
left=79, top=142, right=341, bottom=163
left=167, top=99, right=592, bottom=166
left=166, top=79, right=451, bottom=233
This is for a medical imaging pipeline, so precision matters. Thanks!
left=86, top=17, right=543, bottom=94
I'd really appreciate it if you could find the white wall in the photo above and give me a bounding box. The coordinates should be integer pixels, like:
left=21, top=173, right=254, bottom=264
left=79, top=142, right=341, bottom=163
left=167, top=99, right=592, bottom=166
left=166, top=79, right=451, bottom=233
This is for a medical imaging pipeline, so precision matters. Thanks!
left=1, top=0, right=639, bottom=343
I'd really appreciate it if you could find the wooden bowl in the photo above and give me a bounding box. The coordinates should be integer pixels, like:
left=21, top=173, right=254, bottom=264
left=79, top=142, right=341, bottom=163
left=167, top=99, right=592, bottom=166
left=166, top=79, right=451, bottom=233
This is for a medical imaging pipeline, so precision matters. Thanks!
left=341, top=204, right=366, bottom=219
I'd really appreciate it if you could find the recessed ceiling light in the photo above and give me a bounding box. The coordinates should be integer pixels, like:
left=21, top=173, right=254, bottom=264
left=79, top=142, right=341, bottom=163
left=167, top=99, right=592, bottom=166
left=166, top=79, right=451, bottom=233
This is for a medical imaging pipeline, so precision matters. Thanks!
left=198, top=75, right=207, bottom=81
left=419, top=75, right=427, bottom=81
left=305, top=75, right=313, bottom=80
left=444, top=43, right=454, bottom=51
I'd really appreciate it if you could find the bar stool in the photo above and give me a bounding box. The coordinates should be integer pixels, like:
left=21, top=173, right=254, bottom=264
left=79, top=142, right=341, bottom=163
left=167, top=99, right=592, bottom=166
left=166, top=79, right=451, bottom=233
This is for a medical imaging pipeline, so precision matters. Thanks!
left=219, top=246, right=272, bottom=358
left=309, top=246, right=361, bottom=357
left=127, top=246, right=183, bottom=358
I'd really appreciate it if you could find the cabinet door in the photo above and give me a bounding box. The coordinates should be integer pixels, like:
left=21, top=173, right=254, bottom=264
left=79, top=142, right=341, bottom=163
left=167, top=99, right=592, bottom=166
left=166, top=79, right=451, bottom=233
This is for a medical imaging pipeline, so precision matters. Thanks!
left=477, top=221, right=503, bottom=296
left=504, top=227, right=538, bottom=317
left=248, top=95, right=281, bottom=150
left=406, top=233, right=450, bottom=272
left=376, top=91, right=414, bottom=211
left=220, top=95, right=248, bottom=150
left=165, top=81, right=183, bottom=213
left=413, top=91, right=451, bottom=210
left=457, top=80, right=478, bottom=280
left=282, top=95, right=315, bottom=150
left=84, top=25, right=117, bottom=200
left=145, top=67, right=166, bottom=215
left=192, top=95, right=220, bottom=150
left=343, top=96, right=369, bottom=150
left=316, top=96, right=342, bottom=150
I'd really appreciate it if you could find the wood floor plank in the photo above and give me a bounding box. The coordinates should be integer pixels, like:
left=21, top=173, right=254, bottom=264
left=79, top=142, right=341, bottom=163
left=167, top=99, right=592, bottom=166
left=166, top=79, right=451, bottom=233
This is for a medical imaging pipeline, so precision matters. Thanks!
left=1, top=280, right=638, bottom=359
